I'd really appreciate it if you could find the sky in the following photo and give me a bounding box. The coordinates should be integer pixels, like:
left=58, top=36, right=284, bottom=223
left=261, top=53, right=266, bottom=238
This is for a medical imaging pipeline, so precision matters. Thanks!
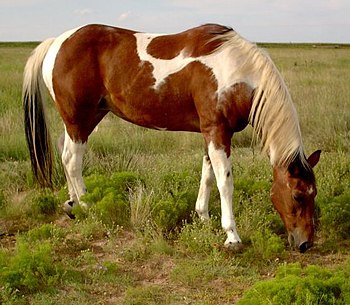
left=0, top=0, right=349, bottom=43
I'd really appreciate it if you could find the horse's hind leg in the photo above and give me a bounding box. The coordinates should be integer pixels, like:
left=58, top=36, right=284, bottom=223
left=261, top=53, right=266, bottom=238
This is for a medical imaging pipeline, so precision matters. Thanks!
left=57, top=132, right=76, bottom=214
left=61, top=128, right=88, bottom=217
left=195, top=155, right=214, bottom=220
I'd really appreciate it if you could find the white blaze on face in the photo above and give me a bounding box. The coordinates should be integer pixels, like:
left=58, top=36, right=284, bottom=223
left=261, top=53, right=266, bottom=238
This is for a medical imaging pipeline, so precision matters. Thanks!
left=42, top=26, right=84, bottom=100
left=307, top=186, right=315, bottom=196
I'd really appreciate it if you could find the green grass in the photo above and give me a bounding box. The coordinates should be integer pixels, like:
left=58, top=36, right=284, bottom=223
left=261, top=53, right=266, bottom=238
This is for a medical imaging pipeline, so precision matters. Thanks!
left=0, top=43, right=350, bottom=304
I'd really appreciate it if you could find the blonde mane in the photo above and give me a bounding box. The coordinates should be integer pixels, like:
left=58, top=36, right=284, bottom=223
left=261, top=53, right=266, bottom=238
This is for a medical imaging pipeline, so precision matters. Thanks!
left=213, top=29, right=307, bottom=167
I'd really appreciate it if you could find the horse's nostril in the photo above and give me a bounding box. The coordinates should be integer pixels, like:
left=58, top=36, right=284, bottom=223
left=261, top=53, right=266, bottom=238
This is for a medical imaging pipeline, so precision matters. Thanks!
left=299, top=241, right=313, bottom=253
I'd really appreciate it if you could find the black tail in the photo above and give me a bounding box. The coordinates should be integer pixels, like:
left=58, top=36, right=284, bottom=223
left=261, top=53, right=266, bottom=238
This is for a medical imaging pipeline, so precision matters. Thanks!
left=22, top=38, right=55, bottom=188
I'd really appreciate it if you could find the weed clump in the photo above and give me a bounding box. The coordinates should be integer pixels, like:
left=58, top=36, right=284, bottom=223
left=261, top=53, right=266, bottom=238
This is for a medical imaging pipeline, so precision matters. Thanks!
left=29, top=189, right=59, bottom=220
left=152, top=171, right=198, bottom=233
left=237, top=262, right=350, bottom=305
left=152, top=193, right=194, bottom=233
left=178, top=217, right=224, bottom=256
left=316, top=153, right=350, bottom=241
left=80, top=172, right=141, bottom=227
left=0, top=238, right=61, bottom=299
left=318, top=190, right=350, bottom=240
left=243, top=229, right=286, bottom=262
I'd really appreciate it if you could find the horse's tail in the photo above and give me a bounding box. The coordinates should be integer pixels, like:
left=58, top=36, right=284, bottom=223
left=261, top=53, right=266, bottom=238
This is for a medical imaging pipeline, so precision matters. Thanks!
left=23, top=38, right=55, bottom=188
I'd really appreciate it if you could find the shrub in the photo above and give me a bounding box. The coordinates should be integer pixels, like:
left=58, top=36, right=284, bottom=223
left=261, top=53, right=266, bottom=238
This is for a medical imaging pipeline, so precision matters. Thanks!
left=152, top=192, right=194, bottom=233
left=237, top=262, right=350, bottom=305
left=243, top=229, right=286, bottom=262
left=93, top=192, right=130, bottom=227
left=29, top=189, right=59, bottom=219
left=80, top=172, right=141, bottom=226
left=233, top=168, right=285, bottom=241
left=0, top=238, right=61, bottom=297
left=152, top=171, right=197, bottom=233
left=178, top=217, right=224, bottom=256
left=316, top=153, right=350, bottom=241
left=318, top=190, right=350, bottom=240
left=24, top=223, right=64, bottom=243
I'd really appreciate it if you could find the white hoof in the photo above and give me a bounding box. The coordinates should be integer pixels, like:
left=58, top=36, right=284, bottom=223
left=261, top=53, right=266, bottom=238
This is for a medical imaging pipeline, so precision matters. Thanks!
left=224, top=230, right=242, bottom=249
left=196, top=207, right=210, bottom=221
left=198, top=213, right=210, bottom=221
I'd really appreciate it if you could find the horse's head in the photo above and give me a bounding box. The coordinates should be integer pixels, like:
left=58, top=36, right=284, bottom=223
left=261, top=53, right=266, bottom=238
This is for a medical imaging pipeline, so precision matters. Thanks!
left=271, top=150, right=321, bottom=253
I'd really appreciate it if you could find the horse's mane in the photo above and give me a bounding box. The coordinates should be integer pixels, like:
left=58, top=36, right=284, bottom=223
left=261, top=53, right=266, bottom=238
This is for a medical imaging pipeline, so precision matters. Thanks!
left=211, top=28, right=308, bottom=167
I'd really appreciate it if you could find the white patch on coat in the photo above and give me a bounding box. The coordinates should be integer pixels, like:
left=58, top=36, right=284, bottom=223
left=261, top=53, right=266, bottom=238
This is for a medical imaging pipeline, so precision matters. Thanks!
left=134, top=32, right=258, bottom=93
left=134, top=33, right=194, bottom=89
left=42, top=26, right=84, bottom=100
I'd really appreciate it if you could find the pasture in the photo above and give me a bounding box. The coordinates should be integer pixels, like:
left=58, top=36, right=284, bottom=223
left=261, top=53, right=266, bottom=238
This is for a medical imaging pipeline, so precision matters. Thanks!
left=0, top=42, right=350, bottom=304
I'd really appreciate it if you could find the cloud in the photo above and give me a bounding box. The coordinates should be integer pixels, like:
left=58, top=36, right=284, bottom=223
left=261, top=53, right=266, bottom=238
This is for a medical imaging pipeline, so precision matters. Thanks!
left=118, top=11, right=131, bottom=22
left=74, top=8, right=94, bottom=16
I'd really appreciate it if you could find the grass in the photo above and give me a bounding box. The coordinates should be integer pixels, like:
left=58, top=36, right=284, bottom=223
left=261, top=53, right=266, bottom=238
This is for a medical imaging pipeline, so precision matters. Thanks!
left=0, top=42, right=350, bottom=304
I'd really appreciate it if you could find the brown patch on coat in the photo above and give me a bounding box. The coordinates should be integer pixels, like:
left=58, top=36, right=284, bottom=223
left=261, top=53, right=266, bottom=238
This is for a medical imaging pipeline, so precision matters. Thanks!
left=147, top=24, right=233, bottom=59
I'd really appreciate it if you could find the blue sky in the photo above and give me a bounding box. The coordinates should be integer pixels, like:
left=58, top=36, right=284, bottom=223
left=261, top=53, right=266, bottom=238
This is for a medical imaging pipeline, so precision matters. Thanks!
left=1, top=0, right=349, bottom=42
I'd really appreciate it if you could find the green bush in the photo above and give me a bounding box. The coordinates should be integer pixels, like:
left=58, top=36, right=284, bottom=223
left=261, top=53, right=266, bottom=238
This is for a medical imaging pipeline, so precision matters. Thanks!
left=152, top=171, right=197, bottom=233
left=237, top=262, right=350, bottom=305
left=93, top=192, right=130, bottom=227
left=25, top=223, right=64, bottom=243
left=318, top=190, right=350, bottom=240
left=82, top=172, right=140, bottom=202
left=233, top=168, right=285, bottom=241
left=178, top=217, right=224, bottom=256
left=29, top=189, right=59, bottom=219
left=80, top=172, right=141, bottom=226
left=152, top=192, right=194, bottom=233
left=243, top=229, right=286, bottom=262
left=0, top=238, right=61, bottom=297
left=316, top=153, right=350, bottom=241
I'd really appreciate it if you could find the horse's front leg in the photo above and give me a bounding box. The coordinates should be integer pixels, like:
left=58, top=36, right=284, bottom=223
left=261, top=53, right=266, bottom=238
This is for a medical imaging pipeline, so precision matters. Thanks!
left=207, top=142, right=241, bottom=247
left=195, top=155, right=214, bottom=220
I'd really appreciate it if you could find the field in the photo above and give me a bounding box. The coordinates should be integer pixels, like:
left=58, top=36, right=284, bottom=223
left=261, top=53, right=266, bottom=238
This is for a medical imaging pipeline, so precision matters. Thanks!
left=0, top=42, right=350, bottom=304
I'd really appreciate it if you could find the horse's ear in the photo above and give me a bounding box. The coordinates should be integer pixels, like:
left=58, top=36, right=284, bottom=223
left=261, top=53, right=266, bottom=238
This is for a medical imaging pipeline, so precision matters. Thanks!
left=307, top=150, right=321, bottom=168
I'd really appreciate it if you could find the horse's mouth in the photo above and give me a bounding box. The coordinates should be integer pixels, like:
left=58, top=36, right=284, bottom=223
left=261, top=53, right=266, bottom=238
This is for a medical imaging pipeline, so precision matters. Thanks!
left=288, top=232, right=313, bottom=253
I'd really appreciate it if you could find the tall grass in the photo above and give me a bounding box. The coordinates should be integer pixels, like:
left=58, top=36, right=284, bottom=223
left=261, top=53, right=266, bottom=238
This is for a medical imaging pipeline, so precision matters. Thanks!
left=269, top=47, right=350, bottom=152
left=1, top=43, right=350, bottom=304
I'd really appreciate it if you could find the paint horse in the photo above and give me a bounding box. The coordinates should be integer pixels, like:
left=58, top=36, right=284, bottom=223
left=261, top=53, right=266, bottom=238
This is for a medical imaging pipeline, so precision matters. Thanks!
left=23, top=24, right=320, bottom=252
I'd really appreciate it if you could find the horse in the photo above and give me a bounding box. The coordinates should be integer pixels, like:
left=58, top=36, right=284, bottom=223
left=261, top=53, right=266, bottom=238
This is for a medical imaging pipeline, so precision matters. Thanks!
left=22, top=23, right=321, bottom=253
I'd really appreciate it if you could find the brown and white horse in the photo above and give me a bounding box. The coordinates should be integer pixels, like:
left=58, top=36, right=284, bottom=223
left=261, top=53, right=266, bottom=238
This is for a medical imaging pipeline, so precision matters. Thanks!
left=23, top=24, right=320, bottom=252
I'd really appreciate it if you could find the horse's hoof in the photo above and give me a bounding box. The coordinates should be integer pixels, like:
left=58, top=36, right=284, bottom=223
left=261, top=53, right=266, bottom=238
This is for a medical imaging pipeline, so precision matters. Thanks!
left=224, top=240, right=244, bottom=252
left=63, top=201, right=75, bottom=219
